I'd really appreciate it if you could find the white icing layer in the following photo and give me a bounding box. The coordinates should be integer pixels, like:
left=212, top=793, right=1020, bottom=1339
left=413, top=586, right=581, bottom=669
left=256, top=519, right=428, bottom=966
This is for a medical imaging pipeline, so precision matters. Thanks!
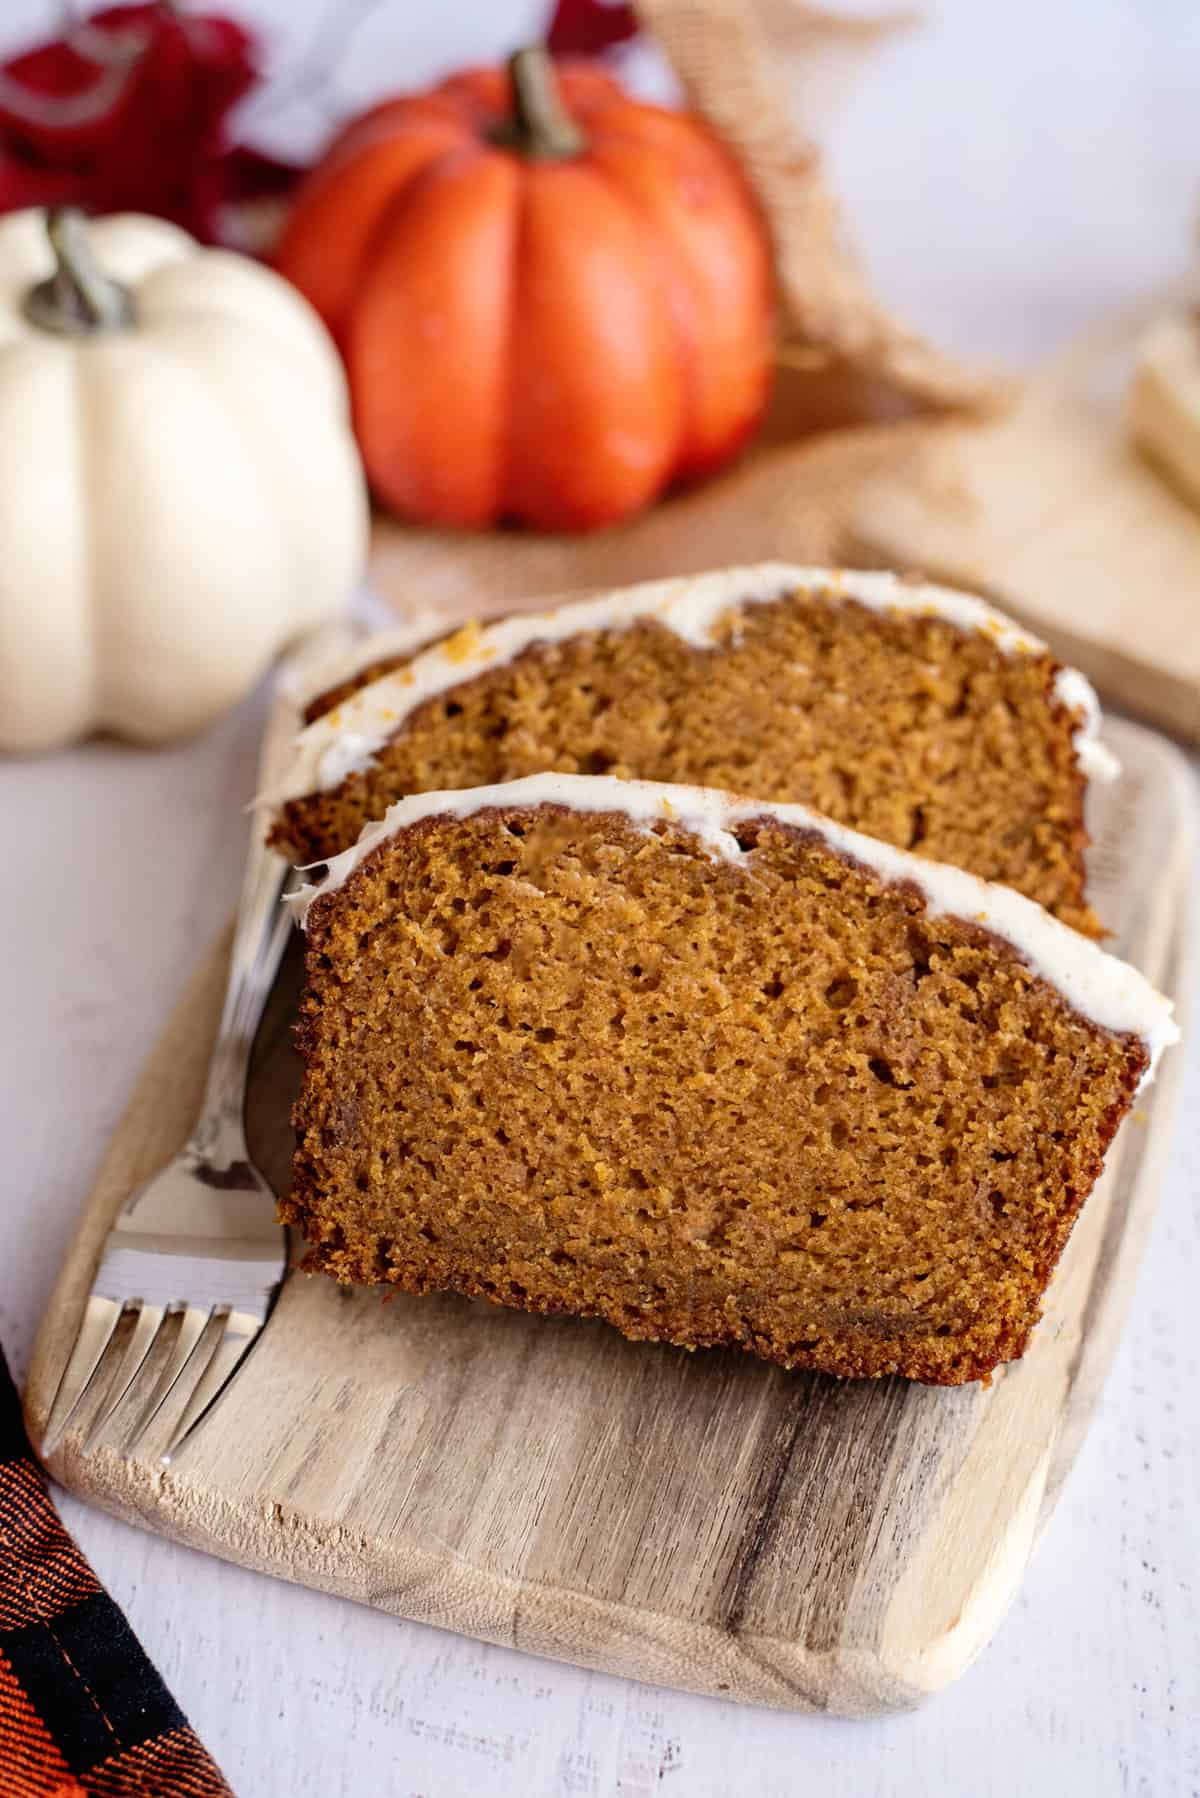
left=264, top=565, right=1118, bottom=806
left=289, top=606, right=447, bottom=711
left=292, top=771, right=1177, bottom=1082
left=1052, top=668, right=1119, bottom=781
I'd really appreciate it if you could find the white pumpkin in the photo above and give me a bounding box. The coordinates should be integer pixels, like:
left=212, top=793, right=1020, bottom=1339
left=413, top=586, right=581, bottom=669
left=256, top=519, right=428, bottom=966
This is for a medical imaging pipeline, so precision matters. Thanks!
left=0, top=207, right=368, bottom=749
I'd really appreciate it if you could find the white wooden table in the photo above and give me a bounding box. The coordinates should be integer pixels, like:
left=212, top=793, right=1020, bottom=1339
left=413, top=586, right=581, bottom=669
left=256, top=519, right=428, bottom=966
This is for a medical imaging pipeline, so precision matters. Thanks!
left=3, top=2, right=1199, bottom=1792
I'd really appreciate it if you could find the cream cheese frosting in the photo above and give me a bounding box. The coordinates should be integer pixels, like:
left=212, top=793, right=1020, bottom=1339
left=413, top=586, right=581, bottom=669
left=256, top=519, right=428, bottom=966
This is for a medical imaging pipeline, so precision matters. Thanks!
left=264, top=565, right=1119, bottom=808
left=291, top=771, right=1177, bottom=1084
left=285, top=606, right=448, bottom=711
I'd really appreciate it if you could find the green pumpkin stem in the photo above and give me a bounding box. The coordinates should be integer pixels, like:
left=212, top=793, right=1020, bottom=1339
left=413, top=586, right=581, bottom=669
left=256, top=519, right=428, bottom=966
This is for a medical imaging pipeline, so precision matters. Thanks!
left=22, top=207, right=135, bottom=337
left=493, top=47, right=585, bottom=160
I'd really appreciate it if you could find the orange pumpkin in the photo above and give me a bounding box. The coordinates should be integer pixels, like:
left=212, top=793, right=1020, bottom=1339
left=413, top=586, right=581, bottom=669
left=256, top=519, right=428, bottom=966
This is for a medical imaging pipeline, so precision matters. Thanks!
left=274, top=50, right=774, bottom=532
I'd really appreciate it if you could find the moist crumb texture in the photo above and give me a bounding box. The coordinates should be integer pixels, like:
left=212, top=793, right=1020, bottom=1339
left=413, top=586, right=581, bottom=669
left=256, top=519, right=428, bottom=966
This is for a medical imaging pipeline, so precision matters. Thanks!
left=286, top=805, right=1144, bottom=1384
left=274, top=592, right=1099, bottom=934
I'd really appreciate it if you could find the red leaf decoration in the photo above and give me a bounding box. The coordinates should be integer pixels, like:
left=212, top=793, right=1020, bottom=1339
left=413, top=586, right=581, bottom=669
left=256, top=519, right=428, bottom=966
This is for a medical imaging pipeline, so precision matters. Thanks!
left=0, top=4, right=300, bottom=243
left=546, top=0, right=638, bottom=56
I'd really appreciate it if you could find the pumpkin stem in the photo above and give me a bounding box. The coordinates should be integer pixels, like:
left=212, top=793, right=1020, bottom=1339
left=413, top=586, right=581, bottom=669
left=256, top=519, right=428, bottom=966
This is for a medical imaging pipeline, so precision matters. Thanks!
left=493, top=47, right=585, bottom=160
left=22, top=207, right=136, bottom=337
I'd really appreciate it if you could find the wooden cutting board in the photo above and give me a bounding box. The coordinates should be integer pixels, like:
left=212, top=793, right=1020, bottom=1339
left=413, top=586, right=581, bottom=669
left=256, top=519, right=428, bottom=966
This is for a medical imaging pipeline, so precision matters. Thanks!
left=24, top=717, right=1194, bottom=1716
left=851, top=301, right=1200, bottom=742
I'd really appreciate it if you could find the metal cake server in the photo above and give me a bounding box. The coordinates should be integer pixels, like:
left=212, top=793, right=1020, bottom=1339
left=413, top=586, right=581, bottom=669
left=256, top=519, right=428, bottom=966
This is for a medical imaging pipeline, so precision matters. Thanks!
left=41, top=631, right=343, bottom=1464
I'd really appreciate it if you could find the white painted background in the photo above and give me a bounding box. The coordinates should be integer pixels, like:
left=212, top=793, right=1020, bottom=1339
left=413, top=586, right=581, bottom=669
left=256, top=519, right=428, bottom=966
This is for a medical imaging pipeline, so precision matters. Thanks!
left=2, top=2, right=1199, bottom=1793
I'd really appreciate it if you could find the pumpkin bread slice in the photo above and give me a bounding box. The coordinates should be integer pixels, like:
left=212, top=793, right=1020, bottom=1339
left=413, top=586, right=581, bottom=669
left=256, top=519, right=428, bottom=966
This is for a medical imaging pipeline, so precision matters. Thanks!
left=286, top=773, right=1175, bottom=1386
left=266, top=565, right=1116, bottom=935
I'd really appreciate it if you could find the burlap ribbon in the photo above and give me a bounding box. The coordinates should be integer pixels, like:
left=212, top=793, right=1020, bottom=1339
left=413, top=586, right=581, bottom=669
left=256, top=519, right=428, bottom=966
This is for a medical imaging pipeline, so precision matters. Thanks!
left=636, top=0, right=1002, bottom=414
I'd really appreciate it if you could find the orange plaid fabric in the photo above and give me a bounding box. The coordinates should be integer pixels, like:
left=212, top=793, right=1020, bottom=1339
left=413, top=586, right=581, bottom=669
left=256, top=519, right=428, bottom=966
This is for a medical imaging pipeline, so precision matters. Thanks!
left=0, top=1352, right=232, bottom=1796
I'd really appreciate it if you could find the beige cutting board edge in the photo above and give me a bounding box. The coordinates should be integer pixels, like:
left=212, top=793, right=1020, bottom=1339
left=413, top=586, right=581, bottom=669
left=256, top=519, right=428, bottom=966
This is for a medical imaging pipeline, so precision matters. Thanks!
left=24, top=717, right=1194, bottom=1716
left=851, top=298, right=1200, bottom=742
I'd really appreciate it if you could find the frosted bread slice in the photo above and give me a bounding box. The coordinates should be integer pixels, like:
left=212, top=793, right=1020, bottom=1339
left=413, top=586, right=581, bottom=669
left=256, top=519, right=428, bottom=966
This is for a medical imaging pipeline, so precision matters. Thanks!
left=266, top=565, right=1116, bottom=935
left=286, top=773, right=1175, bottom=1385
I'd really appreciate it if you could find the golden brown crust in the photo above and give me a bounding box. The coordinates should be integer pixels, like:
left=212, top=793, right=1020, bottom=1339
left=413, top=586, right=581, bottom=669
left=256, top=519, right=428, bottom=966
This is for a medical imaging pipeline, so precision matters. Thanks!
left=272, top=591, right=1101, bottom=935
left=286, top=804, right=1142, bottom=1385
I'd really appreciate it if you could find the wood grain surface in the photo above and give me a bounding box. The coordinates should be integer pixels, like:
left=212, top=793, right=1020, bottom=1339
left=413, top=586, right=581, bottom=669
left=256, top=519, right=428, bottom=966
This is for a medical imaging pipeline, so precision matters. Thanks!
left=24, top=718, right=1194, bottom=1717
left=851, top=303, right=1200, bottom=742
